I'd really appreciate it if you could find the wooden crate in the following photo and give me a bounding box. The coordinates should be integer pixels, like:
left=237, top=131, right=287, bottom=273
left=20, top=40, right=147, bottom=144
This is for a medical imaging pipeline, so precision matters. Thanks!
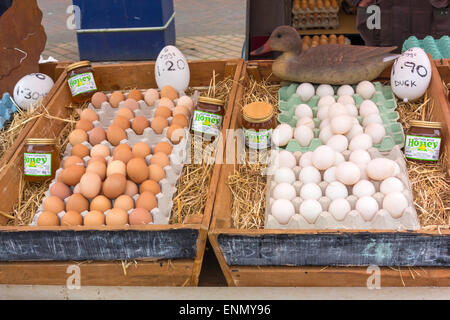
left=0, top=59, right=244, bottom=286
left=209, top=59, right=450, bottom=287
left=435, top=58, right=450, bottom=85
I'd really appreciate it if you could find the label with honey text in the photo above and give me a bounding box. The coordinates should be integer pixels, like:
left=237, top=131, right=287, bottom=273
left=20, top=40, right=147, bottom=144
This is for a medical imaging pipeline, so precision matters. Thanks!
left=191, top=110, right=222, bottom=136
left=24, top=153, right=52, bottom=176
left=404, top=135, right=441, bottom=161
left=68, top=72, right=97, bottom=97
left=244, top=128, right=273, bottom=149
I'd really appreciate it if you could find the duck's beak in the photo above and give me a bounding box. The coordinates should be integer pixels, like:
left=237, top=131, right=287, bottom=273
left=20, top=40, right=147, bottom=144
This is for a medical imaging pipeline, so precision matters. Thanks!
left=251, top=40, right=272, bottom=56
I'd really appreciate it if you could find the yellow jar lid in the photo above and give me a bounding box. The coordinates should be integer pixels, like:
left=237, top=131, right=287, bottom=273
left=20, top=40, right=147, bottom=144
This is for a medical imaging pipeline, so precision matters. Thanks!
left=25, top=138, right=57, bottom=145
left=243, top=101, right=274, bottom=123
left=66, top=61, right=91, bottom=73
left=409, top=120, right=443, bottom=129
left=198, top=96, right=225, bottom=106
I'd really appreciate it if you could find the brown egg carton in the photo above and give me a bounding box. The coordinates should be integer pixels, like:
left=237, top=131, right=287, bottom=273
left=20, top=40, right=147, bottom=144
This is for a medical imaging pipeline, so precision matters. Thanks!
left=300, top=34, right=350, bottom=51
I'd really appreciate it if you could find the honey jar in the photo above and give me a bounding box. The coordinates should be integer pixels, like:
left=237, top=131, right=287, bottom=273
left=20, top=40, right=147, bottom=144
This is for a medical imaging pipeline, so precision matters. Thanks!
left=191, top=96, right=225, bottom=138
left=23, top=138, right=60, bottom=182
left=241, top=102, right=276, bottom=150
left=66, top=61, right=98, bottom=103
left=404, top=120, right=443, bottom=163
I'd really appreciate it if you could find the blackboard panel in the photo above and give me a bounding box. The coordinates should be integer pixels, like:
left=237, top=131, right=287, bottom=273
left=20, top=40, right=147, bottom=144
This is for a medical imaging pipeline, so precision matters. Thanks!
left=218, top=232, right=450, bottom=267
left=0, top=229, right=198, bottom=261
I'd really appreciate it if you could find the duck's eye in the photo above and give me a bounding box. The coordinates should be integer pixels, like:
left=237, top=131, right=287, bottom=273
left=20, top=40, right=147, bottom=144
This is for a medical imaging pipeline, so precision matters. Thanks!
left=277, top=33, right=282, bottom=38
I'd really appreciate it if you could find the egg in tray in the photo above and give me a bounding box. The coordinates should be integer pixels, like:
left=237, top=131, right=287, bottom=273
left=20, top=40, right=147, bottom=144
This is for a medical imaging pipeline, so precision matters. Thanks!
left=301, top=34, right=350, bottom=51
left=34, top=86, right=195, bottom=227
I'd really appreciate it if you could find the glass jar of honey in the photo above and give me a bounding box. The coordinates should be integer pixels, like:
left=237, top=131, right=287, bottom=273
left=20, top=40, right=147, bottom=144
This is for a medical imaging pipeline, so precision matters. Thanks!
left=23, top=138, right=60, bottom=182
left=404, top=120, right=443, bottom=163
left=191, top=96, right=225, bottom=138
left=241, top=101, right=276, bottom=150
left=66, top=61, right=98, bottom=103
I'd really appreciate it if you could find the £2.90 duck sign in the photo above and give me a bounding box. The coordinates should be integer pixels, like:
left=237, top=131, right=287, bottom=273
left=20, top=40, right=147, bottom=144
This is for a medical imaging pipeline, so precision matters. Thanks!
left=154, top=45, right=190, bottom=93
left=390, top=47, right=432, bottom=102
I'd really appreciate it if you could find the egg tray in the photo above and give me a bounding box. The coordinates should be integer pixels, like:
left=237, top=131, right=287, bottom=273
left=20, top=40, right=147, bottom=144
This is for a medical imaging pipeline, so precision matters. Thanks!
left=292, top=4, right=339, bottom=29
left=0, top=93, right=16, bottom=129
left=292, top=18, right=339, bottom=30
left=264, top=147, right=421, bottom=230
left=402, top=35, right=450, bottom=60
left=277, top=81, right=404, bottom=153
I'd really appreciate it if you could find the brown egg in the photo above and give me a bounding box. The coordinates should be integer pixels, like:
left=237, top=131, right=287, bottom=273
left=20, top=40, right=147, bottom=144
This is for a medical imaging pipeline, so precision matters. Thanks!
left=148, top=164, right=165, bottom=182
left=112, top=116, right=131, bottom=131
left=102, top=174, right=127, bottom=198
left=64, top=156, right=84, bottom=168
left=154, top=106, right=172, bottom=119
left=107, top=160, right=126, bottom=176
left=90, top=144, right=110, bottom=158
left=131, top=116, right=149, bottom=135
left=109, top=91, right=124, bottom=108
left=127, top=89, right=143, bottom=101
left=83, top=210, right=105, bottom=226
left=125, top=180, right=138, bottom=197
left=171, top=114, right=188, bottom=128
left=126, top=157, right=148, bottom=184
left=338, top=35, right=345, bottom=44
left=123, top=98, right=139, bottom=111
left=37, top=211, right=59, bottom=226
left=71, top=144, right=89, bottom=158
left=144, top=88, right=159, bottom=106
left=88, top=156, right=107, bottom=166
left=117, top=107, right=135, bottom=120
left=167, top=124, right=185, bottom=144
left=80, top=109, right=99, bottom=122
left=86, top=161, right=107, bottom=180
left=161, top=85, right=178, bottom=100
left=106, top=125, right=127, bottom=146
left=140, top=180, right=161, bottom=195
left=158, top=97, right=175, bottom=109
left=79, top=172, right=102, bottom=199
left=129, top=208, right=152, bottom=225
left=90, top=195, right=112, bottom=212
left=91, top=92, right=107, bottom=109
left=106, top=208, right=128, bottom=226
left=75, top=119, right=94, bottom=132
left=150, top=116, right=168, bottom=134
left=150, top=152, right=170, bottom=168
left=88, top=127, right=106, bottom=146
left=153, top=141, right=173, bottom=155
left=60, top=165, right=86, bottom=186
left=43, top=196, right=65, bottom=214
left=132, top=142, right=151, bottom=158
left=136, top=192, right=157, bottom=212
left=69, top=129, right=88, bottom=145
left=61, top=210, right=83, bottom=226
left=114, top=195, right=135, bottom=211
left=66, top=193, right=89, bottom=213
left=113, top=145, right=133, bottom=164
left=173, top=105, right=190, bottom=118
left=50, top=182, right=72, bottom=200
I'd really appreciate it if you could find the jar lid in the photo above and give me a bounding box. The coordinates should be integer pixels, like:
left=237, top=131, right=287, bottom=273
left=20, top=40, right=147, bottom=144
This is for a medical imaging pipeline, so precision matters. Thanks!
left=198, top=96, right=225, bottom=106
left=243, top=101, right=274, bottom=123
left=66, top=61, right=91, bottom=73
left=409, top=120, right=443, bottom=129
left=25, top=138, right=57, bottom=145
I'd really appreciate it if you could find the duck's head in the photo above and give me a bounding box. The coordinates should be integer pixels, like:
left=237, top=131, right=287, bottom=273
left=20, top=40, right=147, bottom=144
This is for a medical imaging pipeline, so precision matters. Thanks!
left=251, top=25, right=302, bottom=56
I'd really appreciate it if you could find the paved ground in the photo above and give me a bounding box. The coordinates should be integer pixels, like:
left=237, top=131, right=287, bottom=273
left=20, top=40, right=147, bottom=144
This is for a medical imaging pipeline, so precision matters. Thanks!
left=37, top=0, right=246, bottom=62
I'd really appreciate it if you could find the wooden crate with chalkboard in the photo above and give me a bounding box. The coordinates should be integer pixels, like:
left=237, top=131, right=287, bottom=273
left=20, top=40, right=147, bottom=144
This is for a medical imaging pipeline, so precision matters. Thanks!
left=208, top=59, right=450, bottom=287
left=0, top=59, right=243, bottom=286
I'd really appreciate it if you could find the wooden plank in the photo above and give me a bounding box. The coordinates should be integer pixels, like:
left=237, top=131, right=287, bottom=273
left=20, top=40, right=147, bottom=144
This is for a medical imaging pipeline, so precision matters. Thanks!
left=435, top=58, right=450, bottom=84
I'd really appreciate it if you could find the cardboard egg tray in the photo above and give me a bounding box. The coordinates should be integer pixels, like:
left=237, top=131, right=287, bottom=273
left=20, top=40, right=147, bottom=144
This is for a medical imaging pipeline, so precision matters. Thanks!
left=0, top=93, right=16, bottom=129
left=402, top=35, right=450, bottom=60
left=292, top=3, right=339, bottom=30
left=264, top=146, right=420, bottom=230
left=277, top=81, right=405, bottom=152
left=32, top=90, right=195, bottom=226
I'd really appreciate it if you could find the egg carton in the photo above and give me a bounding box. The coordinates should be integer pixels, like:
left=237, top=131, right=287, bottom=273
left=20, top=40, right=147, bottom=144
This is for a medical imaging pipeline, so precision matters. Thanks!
left=292, top=4, right=340, bottom=15
left=0, top=93, right=17, bottom=129
left=277, top=81, right=404, bottom=152
left=292, top=14, right=339, bottom=30
left=264, top=146, right=420, bottom=230
left=402, top=35, right=450, bottom=60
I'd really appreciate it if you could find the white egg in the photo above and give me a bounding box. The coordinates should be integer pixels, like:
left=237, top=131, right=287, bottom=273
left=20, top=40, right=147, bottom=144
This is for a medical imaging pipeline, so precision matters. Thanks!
left=346, top=123, right=364, bottom=141
left=337, top=95, right=355, bottom=105
left=271, top=199, right=295, bottom=224
left=383, top=192, right=408, bottom=218
left=294, top=125, right=314, bottom=147
left=356, top=81, right=376, bottom=99
left=359, top=100, right=379, bottom=117
left=273, top=183, right=297, bottom=200
left=296, top=83, right=315, bottom=102
left=329, top=198, right=351, bottom=221
left=319, top=118, right=330, bottom=130
left=276, top=150, right=297, bottom=168
left=299, top=166, right=321, bottom=184
left=330, top=115, right=353, bottom=134
left=317, top=95, right=336, bottom=108
left=334, top=152, right=345, bottom=165
left=344, top=104, right=358, bottom=117
left=349, top=133, right=373, bottom=151
left=337, top=85, right=355, bottom=97
left=312, top=145, right=336, bottom=170
left=299, top=151, right=313, bottom=167
left=274, top=167, right=296, bottom=184
left=357, top=163, right=369, bottom=180
left=316, top=84, right=334, bottom=97
left=272, top=123, right=294, bottom=147
left=296, top=117, right=315, bottom=129
left=319, top=126, right=333, bottom=143
left=326, top=134, right=349, bottom=152
left=295, top=104, right=314, bottom=119
left=335, top=161, right=361, bottom=185
left=380, top=177, right=404, bottom=195
left=352, top=180, right=376, bottom=198
left=323, top=166, right=337, bottom=183
left=325, top=181, right=348, bottom=200
left=155, top=45, right=190, bottom=92
left=364, top=123, right=386, bottom=144
left=317, top=105, right=330, bottom=120
left=328, top=103, right=348, bottom=118
left=356, top=196, right=379, bottom=221
left=362, top=113, right=383, bottom=127
left=300, top=183, right=322, bottom=200
left=349, top=149, right=371, bottom=165
left=300, top=199, right=322, bottom=223
left=366, top=158, right=396, bottom=181
left=13, top=73, right=55, bottom=110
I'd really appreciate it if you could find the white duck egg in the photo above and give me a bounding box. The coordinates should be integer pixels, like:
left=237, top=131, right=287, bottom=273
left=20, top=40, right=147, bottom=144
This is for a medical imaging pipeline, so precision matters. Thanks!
left=330, top=115, right=353, bottom=134
left=317, top=105, right=330, bottom=120
left=295, top=104, right=313, bottom=119
left=337, top=95, right=355, bottom=105
left=328, top=103, right=348, bottom=118
left=352, top=180, right=376, bottom=198
left=335, top=161, right=361, bottom=185
left=356, top=196, right=379, bottom=221
left=299, top=151, right=313, bottom=167
left=362, top=113, right=383, bottom=127
left=349, top=149, right=371, bottom=165
left=296, top=83, right=315, bottom=102
left=274, top=167, right=296, bottom=184
left=271, top=199, right=295, bottom=224
left=272, top=123, right=293, bottom=147
left=356, top=80, right=376, bottom=99
left=349, top=133, right=373, bottom=151
left=383, top=192, right=408, bottom=218
left=337, top=85, right=355, bottom=97
left=346, top=123, right=364, bottom=141
left=300, top=183, right=322, bottom=200
left=317, top=95, right=335, bottom=108
left=294, top=125, right=314, bottom=147
left=366, top=158, right=396, bottom=181
left=273, top=183, right=297, bottom=200
left=325, top=181, right=348, bottom=200
left=357, top=163, right=369, bottom=180
left=296, top=117, right=315, bottom=129
left=316, top=84, right=335, bottom=97
left=344, top=104, right=358, bottom=117
left=329, top=198, right=351, bottom=221
left=299, top=166, right=321, bottom=184
left=334, top=152, right=345, bottom=165
left=359, top=100, right=379, bottom=117
left=319, top=126, right=333, bottom=143
left=312, top=145, right=336, bottom=170
left=300, top=199, right=322, bottom=224
left=319, top=118, right=330, bottom=130
left=326, top=134, right=349, bottom=153
left=276, top=150, right=297, bottom=168
left=323, top=166, right=337, bottom=183
left=380, top=177, right=404, bottom=195
left=364, top=123, right=386, bottom=144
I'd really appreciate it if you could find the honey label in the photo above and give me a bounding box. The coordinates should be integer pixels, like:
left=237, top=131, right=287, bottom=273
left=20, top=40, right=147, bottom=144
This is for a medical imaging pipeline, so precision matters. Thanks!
left=404, top=135, right=441, bottom=161
left=24, top=153, right=52, bottom=176
left=244, top=128, right=272, bottom=149
left=68, top=72, right=97, bottom=97
left=191, top=110, right=222, bottom=136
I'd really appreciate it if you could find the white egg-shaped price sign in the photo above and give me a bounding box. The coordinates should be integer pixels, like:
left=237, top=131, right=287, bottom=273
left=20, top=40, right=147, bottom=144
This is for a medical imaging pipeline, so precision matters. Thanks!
left=390, top=47, right=432, bottom=102
left=13, top=73, right=54, bottom=110
left=155, top=45, right=190, bottom=92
